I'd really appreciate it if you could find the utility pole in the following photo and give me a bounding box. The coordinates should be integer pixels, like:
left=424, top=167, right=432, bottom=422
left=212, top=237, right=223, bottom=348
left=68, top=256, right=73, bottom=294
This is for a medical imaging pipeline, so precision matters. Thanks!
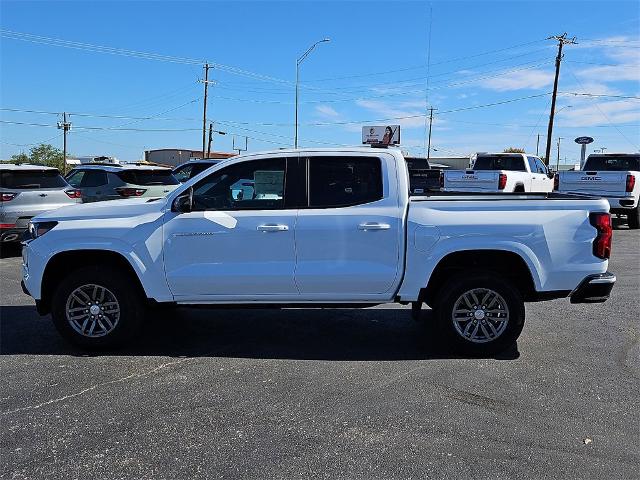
left=207, top=123, right=226, bottom=158
left=556, top=137, right=563, bottom=171
left=426, top=106, right=437, bottom=160
left=544, top=33, right=577, bottom=165
left=57, top=112, right=71, bottom=174
left=207, top=123, right=213, bottom=158
left=202, top=63, right=210, bottom=159
left=600, top=147, right=607, bottom=154
left=536, top=134, right=541, bottom=156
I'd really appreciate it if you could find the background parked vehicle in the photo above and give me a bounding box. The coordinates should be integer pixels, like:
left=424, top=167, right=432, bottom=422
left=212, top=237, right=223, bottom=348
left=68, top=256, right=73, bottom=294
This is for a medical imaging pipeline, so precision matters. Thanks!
left=556, top=153, right=639, bottom=229
left=22, top=148, right=615, bottom=355
left=0, top=164, right=81, bottom=243
left=442, top=153, right=554, bottom=193
left=172, top=159, right=223, bottom=183
left=405, top=157, right=447, bottom=195
left=66, top=163, right=180, bottom=202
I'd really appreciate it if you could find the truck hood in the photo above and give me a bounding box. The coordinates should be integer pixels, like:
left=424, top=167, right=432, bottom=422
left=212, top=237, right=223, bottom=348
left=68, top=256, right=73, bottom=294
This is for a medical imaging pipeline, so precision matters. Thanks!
left=33, top=197, right=168, bottom=222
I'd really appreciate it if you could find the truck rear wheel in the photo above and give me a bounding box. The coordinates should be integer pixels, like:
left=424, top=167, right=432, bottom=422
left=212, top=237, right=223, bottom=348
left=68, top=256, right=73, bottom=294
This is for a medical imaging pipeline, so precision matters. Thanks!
left=51, top=266, right=144, bottom=349
left=433, top=272, right=525, bottom=356
left=628, top=207, right=640, bottom=229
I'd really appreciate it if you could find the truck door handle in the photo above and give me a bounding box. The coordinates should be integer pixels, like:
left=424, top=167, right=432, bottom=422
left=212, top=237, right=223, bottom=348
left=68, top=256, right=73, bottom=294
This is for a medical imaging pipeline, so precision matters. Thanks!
left=257, top=224, right=289, bottom=232
left=358, top=222, right=391, bottom=231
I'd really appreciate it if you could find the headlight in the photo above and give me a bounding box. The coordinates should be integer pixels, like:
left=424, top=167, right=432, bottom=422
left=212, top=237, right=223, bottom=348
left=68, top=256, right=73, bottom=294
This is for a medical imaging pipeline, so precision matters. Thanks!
left=27, top=221, right=58, bottom=240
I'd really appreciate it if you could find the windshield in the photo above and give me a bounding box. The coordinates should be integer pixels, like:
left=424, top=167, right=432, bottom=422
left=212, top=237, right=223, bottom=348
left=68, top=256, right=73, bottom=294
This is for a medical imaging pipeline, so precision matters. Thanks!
left=117, top=170, right=179, bottom=186
left=0, top=169, right=68, bottom=189
left=583, top=155, right=640, bottom=171
left=473, top=155, right=526, bottom=171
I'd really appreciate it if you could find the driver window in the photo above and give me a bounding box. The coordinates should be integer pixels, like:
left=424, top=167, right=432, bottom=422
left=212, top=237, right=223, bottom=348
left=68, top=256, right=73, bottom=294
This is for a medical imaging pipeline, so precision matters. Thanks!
left=191, top=158, right=286, bottom=211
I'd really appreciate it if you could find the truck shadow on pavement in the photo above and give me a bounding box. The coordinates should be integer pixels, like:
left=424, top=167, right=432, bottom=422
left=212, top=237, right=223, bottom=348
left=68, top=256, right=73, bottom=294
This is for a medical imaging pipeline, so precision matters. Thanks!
left=0, top=305, right=519, bottom=361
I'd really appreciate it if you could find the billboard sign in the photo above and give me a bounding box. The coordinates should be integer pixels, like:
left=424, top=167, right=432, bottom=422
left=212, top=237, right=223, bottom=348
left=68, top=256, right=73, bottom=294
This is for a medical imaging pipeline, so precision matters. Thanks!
left=575, top=136, right=594, bottom=145
left=362, top=125, right=400, bottom=146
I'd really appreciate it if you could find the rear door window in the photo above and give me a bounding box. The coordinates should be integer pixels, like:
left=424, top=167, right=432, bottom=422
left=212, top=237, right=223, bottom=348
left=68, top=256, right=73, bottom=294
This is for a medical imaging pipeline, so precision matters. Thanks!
left=66, top=170, right=108, bottom=187
left=0, top=169, right=67, bottom=189
left=117, top=170, right=179, bottom=186
left=308, top=156, right=383, bottom=208
left=474, top=155, right=526, bottom=171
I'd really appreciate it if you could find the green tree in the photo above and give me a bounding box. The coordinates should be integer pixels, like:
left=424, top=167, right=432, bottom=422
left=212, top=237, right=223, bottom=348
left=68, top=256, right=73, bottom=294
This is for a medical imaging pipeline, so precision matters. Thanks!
left=29, top=144, right=65, bottom=170
left=7, top=144, right=66, bottom=170
left=9, top=152, right=30, bottom=164
left=503, top=147, right=526, bottom=153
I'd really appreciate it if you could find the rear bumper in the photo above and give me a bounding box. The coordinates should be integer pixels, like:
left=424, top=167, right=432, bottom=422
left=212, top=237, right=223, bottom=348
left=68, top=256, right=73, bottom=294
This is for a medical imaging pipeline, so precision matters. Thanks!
left=570, top=272, right=616, bottom=304
left=604, top=195, right=638, bottom=210
left=0, top=227, right=26, bottom=243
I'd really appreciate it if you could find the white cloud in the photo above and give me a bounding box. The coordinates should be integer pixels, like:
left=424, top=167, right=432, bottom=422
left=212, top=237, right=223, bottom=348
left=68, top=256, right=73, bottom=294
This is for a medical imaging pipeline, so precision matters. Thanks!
left=556, top=99, right=640, bottom=127
left=314, top=104, right=340, bottom=119
left=355, top=99, right=436, bottom=129
left=479, top=69, right=554, bottom=91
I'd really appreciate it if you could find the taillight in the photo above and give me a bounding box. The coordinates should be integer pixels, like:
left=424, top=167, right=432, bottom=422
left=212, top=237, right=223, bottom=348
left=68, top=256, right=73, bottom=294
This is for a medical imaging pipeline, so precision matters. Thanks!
left=589, top=212, right=612, bottom=260
left=626, top=174, right=636, bottom=193
left=554, top=173, right=559, bottom=191
left=65, top=189, right=82, bottom=199
left=498, top=173, right=507, bottom=190
left=0, top=223, right=16, bottom=229
left=115, top=187, right=147, bottom=197
left=1, top=192, right=17, bottom=202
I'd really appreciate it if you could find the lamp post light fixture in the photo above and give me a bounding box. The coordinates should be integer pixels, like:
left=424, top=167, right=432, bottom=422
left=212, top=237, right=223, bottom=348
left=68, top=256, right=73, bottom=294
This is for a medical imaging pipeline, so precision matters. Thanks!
left=295, top=38, right=330, bottom=149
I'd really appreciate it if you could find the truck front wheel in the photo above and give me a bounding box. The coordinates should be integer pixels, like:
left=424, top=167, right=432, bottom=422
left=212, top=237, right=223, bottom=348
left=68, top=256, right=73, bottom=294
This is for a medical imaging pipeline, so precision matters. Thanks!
left=433, top=272, right=525, bottom=356
left=51, top=266, right=144, bottom=349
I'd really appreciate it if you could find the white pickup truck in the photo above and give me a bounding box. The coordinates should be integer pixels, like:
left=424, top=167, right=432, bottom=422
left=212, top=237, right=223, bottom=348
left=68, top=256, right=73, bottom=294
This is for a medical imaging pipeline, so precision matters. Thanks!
left=442, top=153, right=554, bottom=193
left=21, top=148, right=616, bottom=355
left=556, top=153, right=639, bottom=229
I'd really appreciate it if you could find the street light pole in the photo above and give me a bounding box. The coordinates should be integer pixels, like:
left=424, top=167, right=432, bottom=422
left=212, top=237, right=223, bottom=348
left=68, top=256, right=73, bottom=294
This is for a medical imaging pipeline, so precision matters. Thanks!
left=295, top=38, right=330, bottom=149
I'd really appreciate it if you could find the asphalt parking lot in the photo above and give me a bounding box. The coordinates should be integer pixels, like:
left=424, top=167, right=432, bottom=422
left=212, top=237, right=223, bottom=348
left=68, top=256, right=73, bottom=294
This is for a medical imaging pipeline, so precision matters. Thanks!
left=1, top=227, right=638, bottom=480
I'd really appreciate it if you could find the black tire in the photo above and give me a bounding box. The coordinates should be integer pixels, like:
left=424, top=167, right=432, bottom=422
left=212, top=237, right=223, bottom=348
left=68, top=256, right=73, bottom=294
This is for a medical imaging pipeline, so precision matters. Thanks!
left=628, top=207, right=640, bottom=229
left=513, top=185, right=525, bottom=193
left=433, top=272, right=525, bottom=356
left=51, top=265, right=144, bottom=349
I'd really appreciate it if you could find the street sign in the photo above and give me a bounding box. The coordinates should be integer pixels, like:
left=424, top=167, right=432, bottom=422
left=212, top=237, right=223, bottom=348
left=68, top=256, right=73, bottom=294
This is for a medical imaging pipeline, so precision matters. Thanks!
left=362, top=125, right=400, bottom=146
left=575, top=136, right=594, bottom=145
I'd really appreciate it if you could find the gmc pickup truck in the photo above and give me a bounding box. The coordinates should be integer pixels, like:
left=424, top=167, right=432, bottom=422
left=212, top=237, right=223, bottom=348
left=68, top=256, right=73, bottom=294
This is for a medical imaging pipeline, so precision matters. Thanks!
left=556, top=153, right=639, bottom=229
left=21, top=148, right=616, bottom=355
left=442, top=153, right=554, bottom=193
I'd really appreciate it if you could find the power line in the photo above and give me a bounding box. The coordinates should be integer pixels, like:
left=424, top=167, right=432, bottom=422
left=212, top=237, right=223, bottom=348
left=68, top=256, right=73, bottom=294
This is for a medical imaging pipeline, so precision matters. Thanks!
left=568, top=69, right=640, bottom=150
left=559, top=92, right=640, bottom=100
left=0, top=29, right=296, bottom=87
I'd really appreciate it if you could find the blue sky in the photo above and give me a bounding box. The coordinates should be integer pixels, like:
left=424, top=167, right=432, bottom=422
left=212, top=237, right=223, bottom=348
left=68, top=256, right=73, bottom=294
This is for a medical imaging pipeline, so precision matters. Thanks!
left=1, top=0, right=639, bottom=162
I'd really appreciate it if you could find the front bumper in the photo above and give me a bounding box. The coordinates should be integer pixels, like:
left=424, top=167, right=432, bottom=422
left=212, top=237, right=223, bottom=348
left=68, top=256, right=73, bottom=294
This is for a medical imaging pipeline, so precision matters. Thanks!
left=570, top=272, right=616, bottom=304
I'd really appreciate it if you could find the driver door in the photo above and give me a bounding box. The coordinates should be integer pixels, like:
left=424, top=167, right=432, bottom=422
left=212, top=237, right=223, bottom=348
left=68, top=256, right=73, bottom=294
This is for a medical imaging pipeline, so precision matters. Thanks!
left=162, top=156, right=299, bottom=300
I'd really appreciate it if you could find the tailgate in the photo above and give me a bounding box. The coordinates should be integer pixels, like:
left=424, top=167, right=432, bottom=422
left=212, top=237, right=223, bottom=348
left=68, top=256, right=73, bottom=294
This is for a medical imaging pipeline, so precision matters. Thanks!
left=559, top=171, right=628, bottom=196
left=444, top=170, right=499, bottom=191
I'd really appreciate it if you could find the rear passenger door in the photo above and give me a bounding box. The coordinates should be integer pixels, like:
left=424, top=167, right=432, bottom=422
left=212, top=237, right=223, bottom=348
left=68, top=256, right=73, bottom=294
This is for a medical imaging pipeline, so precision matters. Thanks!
left=294, top=153, right=403, bottom=298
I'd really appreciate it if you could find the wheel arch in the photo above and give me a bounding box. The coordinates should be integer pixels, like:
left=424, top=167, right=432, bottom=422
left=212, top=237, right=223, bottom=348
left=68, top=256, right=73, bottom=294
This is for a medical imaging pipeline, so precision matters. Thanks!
left=422, top=249, right=537, bottom=307
left=40, top=249, right=148, bottom=314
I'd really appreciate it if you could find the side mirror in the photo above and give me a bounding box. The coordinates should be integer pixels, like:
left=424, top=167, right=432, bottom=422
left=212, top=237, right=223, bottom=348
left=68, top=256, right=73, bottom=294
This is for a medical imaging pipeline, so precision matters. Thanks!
left=547, top=171, right=555, bottom=179
left=172, top=187, right=193, bottom=213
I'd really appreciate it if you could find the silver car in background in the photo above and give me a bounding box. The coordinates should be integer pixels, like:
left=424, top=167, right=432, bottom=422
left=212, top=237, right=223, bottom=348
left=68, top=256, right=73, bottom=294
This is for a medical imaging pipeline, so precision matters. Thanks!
left=0, top=164, right=82, bottom=243
left=65, top=163, right=179, bottom=202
